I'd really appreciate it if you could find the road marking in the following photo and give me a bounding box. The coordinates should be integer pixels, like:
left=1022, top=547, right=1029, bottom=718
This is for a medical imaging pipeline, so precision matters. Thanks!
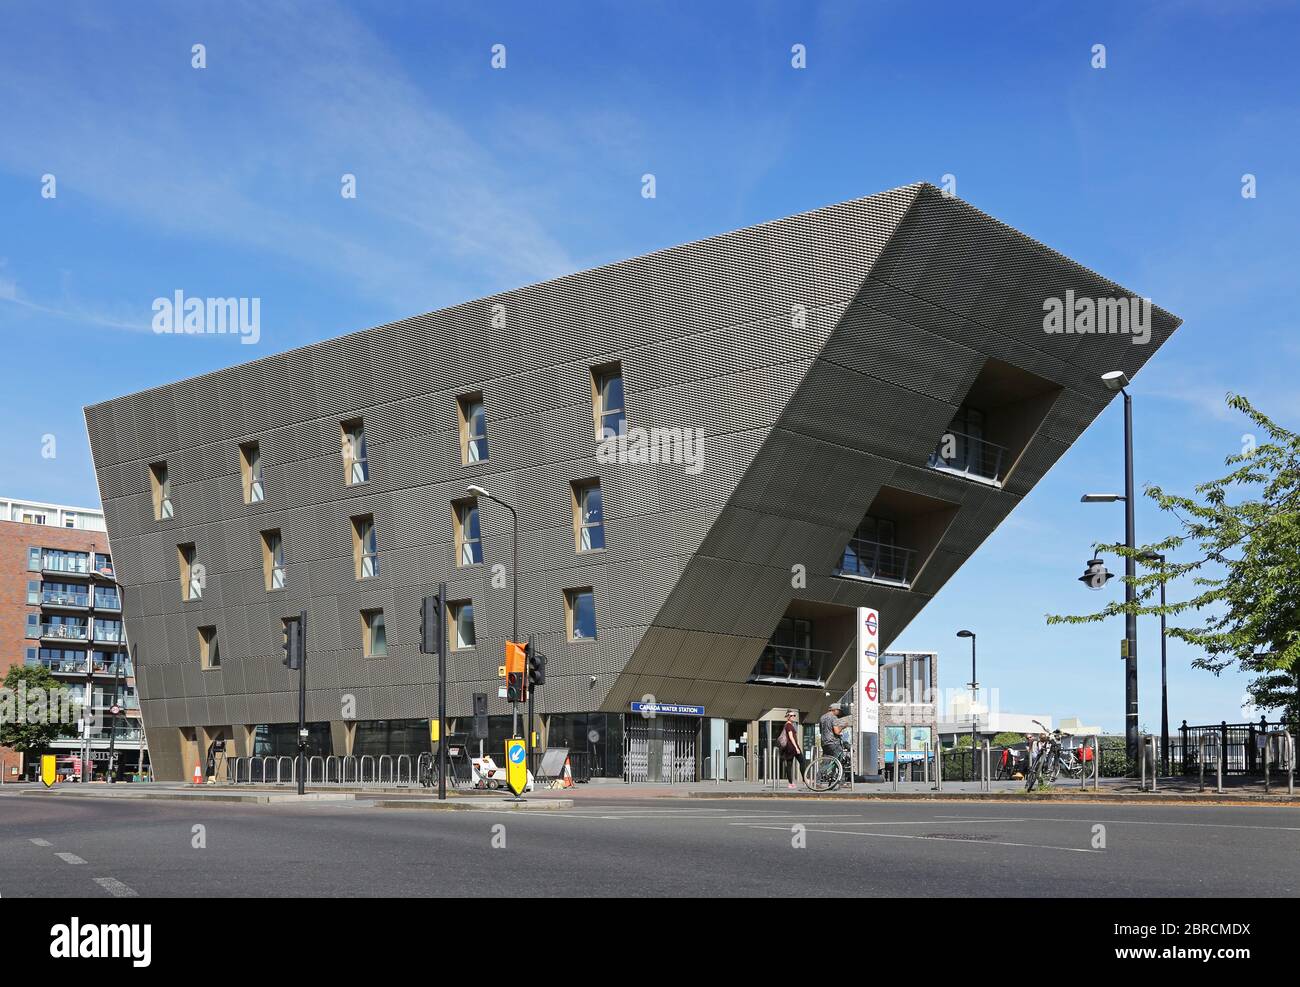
left=29, top=838, right=52, bottom=846
left=94, top=877, right=139, bottom=898
left=1032, top=816, right=1300, bottom=833
left=55, top=853, right=86, bottom=865
left=739, top=824, right=1100, bottom=853
left=730, top=817, right=1029, bottom=828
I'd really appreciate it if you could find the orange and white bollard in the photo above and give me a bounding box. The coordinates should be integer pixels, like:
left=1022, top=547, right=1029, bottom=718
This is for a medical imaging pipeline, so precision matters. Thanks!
left=193, top=763, right=203, bottom=785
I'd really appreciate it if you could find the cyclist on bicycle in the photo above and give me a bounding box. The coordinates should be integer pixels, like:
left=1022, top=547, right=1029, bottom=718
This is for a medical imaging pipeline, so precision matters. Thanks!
left=819, top=702, right=848, bottom=761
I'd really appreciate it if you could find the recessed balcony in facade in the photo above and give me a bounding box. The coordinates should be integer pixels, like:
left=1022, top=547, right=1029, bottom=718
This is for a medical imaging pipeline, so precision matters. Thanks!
left=835, top=487, right=960, bottom=591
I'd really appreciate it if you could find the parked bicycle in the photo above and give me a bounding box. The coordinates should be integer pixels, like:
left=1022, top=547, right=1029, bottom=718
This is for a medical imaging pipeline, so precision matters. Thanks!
left=805, top=739, right=853, bottom=792
left=1024, top=720, right=1090, bottom=789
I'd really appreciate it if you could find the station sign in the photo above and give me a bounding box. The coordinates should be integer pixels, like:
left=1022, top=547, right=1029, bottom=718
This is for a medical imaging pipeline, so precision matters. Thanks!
left=629, top=702, right=705, bottom=717
left=857, top=607, right=880, bottom=735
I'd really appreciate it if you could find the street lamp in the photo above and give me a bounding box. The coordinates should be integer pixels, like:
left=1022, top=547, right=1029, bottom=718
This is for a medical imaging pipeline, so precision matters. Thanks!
left=1140, top=551, right=1170, bottom=775
left=1082, top=369, right=1139, bottom=768
left=957, top=630, right=977, bottom=758
left=467, top=485, right=521, bottom=741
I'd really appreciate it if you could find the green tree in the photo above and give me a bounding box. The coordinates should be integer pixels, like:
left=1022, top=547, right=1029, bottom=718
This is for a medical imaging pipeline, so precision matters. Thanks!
left=0, top=664, right=74, bottom=753
left=992, top=732, right=1025, bottom=747
left=1048, top=394, right=1300, bottom=726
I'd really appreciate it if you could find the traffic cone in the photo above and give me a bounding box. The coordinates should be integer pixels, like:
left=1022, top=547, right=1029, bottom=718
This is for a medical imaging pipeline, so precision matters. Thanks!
left=193, top=763, right=202, bottom=785
left=562, top=756, right=574, bottom=788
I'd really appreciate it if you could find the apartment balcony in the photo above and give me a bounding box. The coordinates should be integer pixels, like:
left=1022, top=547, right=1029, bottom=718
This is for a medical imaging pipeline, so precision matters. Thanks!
left=41, top=556, right=92, bottom=577
left=927, top=428, right=1006, bottom=486
left=93, top=625, right=126, bottom=645
left=93, top=592, right=122, bottom=611
left=40, top=589, right=90, bottom=610
left=747, top=642, right=833, bottom=688
left=34, top=623, right=89, bottom=642
left=836, top=537, right=916, bottom=588
left=31, top=657, right=133, bottom=678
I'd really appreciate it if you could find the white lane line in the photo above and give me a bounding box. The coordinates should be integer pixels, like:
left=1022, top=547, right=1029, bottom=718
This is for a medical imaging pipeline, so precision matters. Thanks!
left=94, top=877, right=139, bottom=898
left=730, top=817, right=1029, bottom=828
left=29, top=838, right=52, bottom=846
left=1032, top=816, right=1300, bottom=833
left=739, top=824, right=1100, bottom=853
left=55, top=853, right=86, bottom=865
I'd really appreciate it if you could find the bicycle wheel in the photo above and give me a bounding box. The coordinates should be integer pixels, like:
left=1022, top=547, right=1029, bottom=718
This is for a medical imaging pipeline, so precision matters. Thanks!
left=805, top=755, right=842, bottom=793
left=1024, top=753, right=1043, bottom=792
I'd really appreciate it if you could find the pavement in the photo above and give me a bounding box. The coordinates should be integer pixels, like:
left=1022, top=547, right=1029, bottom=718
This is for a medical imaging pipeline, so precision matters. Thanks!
left=2, top=782, right=1298, bottom=897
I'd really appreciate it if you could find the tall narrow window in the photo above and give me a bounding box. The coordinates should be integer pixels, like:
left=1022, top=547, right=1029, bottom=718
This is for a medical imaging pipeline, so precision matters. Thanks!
left=572, top=480, right=606, bottom=552
left=458, top=393, right=489, bottom=463
left=454, top=499, right=482, bottom=566
left=150, top=462, right=173, bottom=519
left=362, top=609, right=387, bottom=658
left=199, top=626, right=220, bottom=670
left=565, top=587, right=597, bottom=641
left=352, top=514, right=378, bottom=580
left=449, top=601, right=476, bottom=650
left=240, top=442, right=265, bottom=503
left=342, top=419, right=368, bottom=485
left=592, top=363, right=626, bottom=440
left=178, top=544, right=202, bottom=601
left=261, top=529, right=285, bottom=591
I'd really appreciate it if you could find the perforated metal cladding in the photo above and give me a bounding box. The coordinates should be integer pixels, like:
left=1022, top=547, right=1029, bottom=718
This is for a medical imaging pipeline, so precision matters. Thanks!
left=86, top=183, right=1180, bottom=766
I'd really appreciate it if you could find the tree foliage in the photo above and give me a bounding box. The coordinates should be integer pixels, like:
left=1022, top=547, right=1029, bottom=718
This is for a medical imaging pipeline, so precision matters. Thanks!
left=1048, top=394, right=1300, bottom=724
left=0, top=663, right=72, bottom=753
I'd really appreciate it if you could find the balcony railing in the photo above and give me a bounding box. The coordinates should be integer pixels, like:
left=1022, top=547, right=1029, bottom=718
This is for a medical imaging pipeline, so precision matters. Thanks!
left=94, top=625, right=125, bottom=644
left=748, top=643, right=832, bottom=687
left=30, top=657, right=133, bottom=678
left=94, top=592, right=121, bottom=610
left=836, top=538, right=916, bottom=587
left=42, top=556, right=91, bottom=575
left=41, top=589, right=90, bottom=608
left=927, top=428, right=1006, bottom=485
left=38, top=623, right=89, bottom=641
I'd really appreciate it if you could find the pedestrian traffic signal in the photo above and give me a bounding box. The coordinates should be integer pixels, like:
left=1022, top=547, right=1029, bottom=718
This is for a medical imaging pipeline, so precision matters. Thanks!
left=420, top=593, right=442, bottom=654
left=472, top=692, right=488, bottom=740
left=528, top=647, right=545, bottom=687
left=281, top=615, right=304, bottom=670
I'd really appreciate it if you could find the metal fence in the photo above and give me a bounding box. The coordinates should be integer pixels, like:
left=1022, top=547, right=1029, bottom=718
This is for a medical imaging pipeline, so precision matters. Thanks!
left=1175, top=719, right=1296, bottom=776
left=221, top=747, right=591, bottom=788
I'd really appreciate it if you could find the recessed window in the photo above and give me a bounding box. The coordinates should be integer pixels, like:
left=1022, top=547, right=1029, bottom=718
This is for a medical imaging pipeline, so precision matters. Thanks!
left=261, top=529, right=285, bottom=591
left=449, top=600, right=476, bottom=651
left=352, top=514, right=378, bottom=580
left=592, top=363, right=626, bottom=440
left=565, top=587, right=596, bottom=641
left=342, top=419, right=369, bottom=486
left=454, top=498, right=483, bottom=566
left=198, top=626, right=220, bottom=670
left=178, top=544, right=201, bottom=601
left=572, top=480, right=605, bottom=552
left=240, top=442, right=265, bottom=503
left=26, top=580, right=40, bottom=606
left=458, top=393, right=489, bottom=463
left=150, top=462, right=173, bottom=519
left=362, top=609, right=387, bottom=658
left=26, top=547, right=41, bottom=571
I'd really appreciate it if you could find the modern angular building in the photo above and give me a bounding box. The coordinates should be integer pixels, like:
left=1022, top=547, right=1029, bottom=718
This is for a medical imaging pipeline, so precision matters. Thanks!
left=84, top=183, right=1179, bottom=782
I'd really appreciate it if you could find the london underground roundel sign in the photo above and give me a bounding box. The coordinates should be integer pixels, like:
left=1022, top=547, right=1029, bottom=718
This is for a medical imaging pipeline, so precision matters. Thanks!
left=865, top=612, right=877, bottom=637
left=865, top=679, right=877, bottom=702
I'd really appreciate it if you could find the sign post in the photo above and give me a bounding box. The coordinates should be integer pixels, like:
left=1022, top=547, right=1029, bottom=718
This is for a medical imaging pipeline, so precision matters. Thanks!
left=857, top=607, right=881, bottom=781
left=505, top=736, right=527, bottom=800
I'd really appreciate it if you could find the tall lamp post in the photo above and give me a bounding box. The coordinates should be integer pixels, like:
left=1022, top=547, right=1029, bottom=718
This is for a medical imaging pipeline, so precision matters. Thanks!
left=1140, top=551, right=1169, bottom=775
left=1081, top=369, right=1140, bottom=768
left=467, top=486, right=521, bottom=742
left=957, top=630, right=977, bottom=760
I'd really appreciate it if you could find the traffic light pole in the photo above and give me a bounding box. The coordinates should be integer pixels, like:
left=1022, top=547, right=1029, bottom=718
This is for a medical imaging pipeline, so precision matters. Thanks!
left=526, top=636, right=534, bottom=765
left=437, top=582, right=447, bottom=802
left=297, top=609, right=306, bottom=796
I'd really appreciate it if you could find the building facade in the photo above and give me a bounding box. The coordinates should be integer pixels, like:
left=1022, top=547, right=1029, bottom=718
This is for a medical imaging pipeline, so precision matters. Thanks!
left=84, top=184, right=1180, bottom=782
left=0, top=497, right=144, bottom=782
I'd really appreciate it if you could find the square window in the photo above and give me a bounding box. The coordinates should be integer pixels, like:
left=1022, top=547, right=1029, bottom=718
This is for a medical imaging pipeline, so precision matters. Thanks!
left=572, top=480, right=605, bottom=552
left=352, top=514, right=378, bottom=580
left=449, top=601, right=476, bottom=650
left=261, top=530, right=285, bottom=591
left=362, top=609, right=388, bottom=658
left=199, top=626, right=220, bottom=669
left=454, top=498, right=483, bottom=566
left=592, top=363, right=626, bottom=440
left=565, top=587, right=596, bottom=641
left=342, top=419, right=369, bottom=486
left=458, top=393, right=489, bottom=463
left=240, top=442, right=265, bottom=503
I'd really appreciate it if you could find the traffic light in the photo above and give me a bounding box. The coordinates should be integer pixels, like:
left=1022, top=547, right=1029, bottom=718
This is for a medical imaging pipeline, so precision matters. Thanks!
left=420, top=593, right=442, bottom=654
left=505, top=640, right=527, bottom=703
left=472, top=692, right=488, bottom=739
left=527, top=646, right=545, bottom=687
left=281, top=615, right=303, bottom=670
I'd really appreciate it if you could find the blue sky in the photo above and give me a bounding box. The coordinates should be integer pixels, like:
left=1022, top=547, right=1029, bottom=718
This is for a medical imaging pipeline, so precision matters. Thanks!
left=2, top=1, right=1297, bottom=731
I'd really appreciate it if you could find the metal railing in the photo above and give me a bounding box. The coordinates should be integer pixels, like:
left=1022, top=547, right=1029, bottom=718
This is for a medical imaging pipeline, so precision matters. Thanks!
left=42, top=555, right=91, bottom=574
left=927, top=428, right=1006, bottom=484
left=836, top=538, right=916, bottom=586
left=747, top=643, right=832, bottom=686
left=1264, top=731, right=1294, bottom=795
left=37, top=623, right=89, bottom=640
left=41, top=589, right=89, bottom=607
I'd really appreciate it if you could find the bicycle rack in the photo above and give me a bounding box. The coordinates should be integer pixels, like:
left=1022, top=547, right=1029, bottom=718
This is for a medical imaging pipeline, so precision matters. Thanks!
left=1197, top=732, right=1224, bottom=794
left=307, top=755, right=323, bottom=783
left=982, top=740, right=991, bottom=792
left=396, top=754, right=412, bottom=786
left=891, top=744, right=899, bottom=791
left=359, top=755, right=375, bottom=785
left=1089, top=735, right=1100, bottom=791
left=343, top=754, right=356, bottom=785
left=378, top=754, right=393, bottom=786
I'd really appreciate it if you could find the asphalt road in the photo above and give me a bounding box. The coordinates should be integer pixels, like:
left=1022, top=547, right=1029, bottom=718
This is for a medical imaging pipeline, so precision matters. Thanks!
left=2, top=791, right=1298, bottom=897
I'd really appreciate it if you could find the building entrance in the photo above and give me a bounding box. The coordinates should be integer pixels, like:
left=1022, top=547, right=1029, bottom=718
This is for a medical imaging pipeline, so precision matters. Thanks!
left=624, top=714, right=698, bottom=783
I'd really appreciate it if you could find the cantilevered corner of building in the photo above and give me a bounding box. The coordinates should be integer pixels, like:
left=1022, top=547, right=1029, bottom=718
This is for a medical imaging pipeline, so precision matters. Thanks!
left=85, top=182, right=1180, bottom=781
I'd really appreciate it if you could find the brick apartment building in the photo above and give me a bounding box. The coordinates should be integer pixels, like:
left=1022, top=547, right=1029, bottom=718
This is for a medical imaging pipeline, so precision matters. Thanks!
left=0, top=496, right=145, bottom=782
